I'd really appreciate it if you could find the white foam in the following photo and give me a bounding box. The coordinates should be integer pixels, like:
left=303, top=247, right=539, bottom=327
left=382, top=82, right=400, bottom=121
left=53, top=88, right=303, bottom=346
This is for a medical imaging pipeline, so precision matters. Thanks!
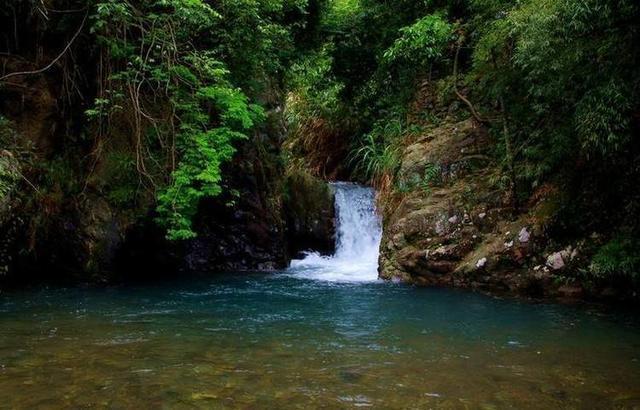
left=287, top=182, right=382, bottom=283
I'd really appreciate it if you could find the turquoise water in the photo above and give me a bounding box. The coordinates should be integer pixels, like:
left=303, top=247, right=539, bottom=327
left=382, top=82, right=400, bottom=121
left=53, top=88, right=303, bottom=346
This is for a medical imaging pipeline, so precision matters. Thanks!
left=1, top=273, right=639, bottom=408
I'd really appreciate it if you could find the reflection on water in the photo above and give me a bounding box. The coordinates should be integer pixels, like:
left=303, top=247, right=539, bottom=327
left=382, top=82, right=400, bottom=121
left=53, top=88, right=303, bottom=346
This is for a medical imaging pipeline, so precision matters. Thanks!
left=1, top=274, right=639, bottom=408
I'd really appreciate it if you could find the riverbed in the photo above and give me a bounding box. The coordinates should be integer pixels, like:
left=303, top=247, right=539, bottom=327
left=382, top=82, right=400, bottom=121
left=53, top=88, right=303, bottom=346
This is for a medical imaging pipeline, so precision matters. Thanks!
left=1, top=274, right=639, bottom=408
left=2, top=183, right=639, bottom=408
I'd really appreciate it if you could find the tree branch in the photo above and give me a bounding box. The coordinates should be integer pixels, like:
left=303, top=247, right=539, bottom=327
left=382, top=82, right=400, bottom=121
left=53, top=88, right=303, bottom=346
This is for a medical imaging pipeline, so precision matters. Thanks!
left=0, top=11, right=87, bottom=83
left=453, top=36, right=489, bottom=125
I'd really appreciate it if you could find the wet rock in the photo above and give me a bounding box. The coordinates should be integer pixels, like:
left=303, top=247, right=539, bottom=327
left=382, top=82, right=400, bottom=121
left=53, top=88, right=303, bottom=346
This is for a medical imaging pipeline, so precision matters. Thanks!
left=546, top=252, right=565, bottom=270
left=557, top=285, right=584, bottom=298
left=425, top=260, right=458, bottom=274
left=192, top=392, right=219, bottom=400
left=379, top=118, right=492, bottom=285
left=283, top=170, right=335, bottom=258
left=377, top=113, right=592, bottom=299
left=78, top=197, right=123, bottom=275
left=392, top=233, right=407, bottom=249
left=182, top=128, right=291, bottom=273
left=476, top=257, right=487, bottom=269
left=600, top=287, right=619, bottom=298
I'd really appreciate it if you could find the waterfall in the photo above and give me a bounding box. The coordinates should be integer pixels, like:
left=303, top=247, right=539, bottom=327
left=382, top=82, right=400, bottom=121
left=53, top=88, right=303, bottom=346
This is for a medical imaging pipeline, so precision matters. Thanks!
left=287, top=182, right=382, bottom=282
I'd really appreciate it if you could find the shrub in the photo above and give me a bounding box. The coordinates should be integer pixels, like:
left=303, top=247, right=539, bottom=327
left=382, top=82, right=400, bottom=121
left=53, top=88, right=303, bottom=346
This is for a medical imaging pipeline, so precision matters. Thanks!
left=590, top=234, right=640, bottom=282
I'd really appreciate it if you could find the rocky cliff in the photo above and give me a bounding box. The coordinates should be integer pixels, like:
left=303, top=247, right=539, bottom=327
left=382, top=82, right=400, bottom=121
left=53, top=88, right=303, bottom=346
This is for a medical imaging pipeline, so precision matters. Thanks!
left=0, top=63, right=335, bottom=284
left=378, top=116, right=630, bottom=300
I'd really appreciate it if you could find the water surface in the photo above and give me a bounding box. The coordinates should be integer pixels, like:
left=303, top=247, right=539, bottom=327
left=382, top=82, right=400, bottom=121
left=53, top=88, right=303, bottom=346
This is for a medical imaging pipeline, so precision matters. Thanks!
left=1, top=275, right=639, bottom=408
left=1, top=184, right=639, bottom=408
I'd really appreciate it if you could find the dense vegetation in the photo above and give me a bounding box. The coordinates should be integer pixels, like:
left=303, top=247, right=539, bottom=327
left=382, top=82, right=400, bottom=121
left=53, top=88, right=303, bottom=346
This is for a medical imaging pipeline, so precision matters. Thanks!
left=1, top=0, right=639, bottom=287
left=285, top=0, right=640, bottom=285
left=1, top=0, right=318, bottom=242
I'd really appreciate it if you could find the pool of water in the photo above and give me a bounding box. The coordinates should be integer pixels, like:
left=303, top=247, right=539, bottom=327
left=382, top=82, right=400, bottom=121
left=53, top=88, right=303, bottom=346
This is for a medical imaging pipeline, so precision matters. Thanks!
left=1, top=273, right=639, bottom=408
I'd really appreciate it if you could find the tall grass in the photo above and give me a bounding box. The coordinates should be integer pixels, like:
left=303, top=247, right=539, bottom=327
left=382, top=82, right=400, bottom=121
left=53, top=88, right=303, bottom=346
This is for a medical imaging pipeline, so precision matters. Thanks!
left=351, top=133, right=400, bottom=189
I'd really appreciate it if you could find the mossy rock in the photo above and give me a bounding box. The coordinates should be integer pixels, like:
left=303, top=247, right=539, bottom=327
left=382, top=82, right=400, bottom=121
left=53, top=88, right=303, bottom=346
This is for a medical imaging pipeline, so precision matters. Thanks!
left=284, top=170, right=335, bottom=257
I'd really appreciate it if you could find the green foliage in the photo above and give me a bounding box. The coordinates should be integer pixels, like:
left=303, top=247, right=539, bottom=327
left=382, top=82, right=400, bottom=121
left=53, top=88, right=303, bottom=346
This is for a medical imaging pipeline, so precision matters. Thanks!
left=283, top=44, right=353, bottom=177
left=4, top=0, right=640, bottom=266
left=382, top=14, right=452, bottom=67
left=396, top=163, right=441, bottom=194
left=418, top=163, right=441, bottom=194
left=0, top=118, right=23, bottom=206
left=590, top=235, right=640, bottom=282
left=575, top=81, right=632, bottom=156
left=291, top=0, right=457, bottom=181
left=99, top=152, right=138, bottom=206
left=156, top=78, right=264, bottom=240
left=208, top=0, right=312, bottom=92
left=286, top=46, right=345, bottom=123
left=351, top=113, right=429, bottom=184
left=470, top=0, right=640, bottom=186
left=0, top=158, right=19, bottom=208
left=321, top=0, right=360, bottom=28
left=39, top=157, right=79, bottom=196
left=352, top=117, right=413, bottom=182
left=86, top=0, right=292, bottom=239
left=352, top=130, right=400, bottom=183
left=0, top=116, right=14, bottom=146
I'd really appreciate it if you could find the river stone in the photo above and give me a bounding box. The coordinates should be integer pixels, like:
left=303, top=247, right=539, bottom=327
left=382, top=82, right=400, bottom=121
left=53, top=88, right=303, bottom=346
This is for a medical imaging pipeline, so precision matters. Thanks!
left=546, top=252, right=565, bottom=270
left=558, top=285, right=584, bottom=298
left=476, top=257, right=487, bottom=269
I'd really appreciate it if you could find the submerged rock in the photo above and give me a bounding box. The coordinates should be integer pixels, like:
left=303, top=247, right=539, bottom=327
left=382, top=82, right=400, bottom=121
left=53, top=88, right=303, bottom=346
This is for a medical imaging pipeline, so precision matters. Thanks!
left=557, top=285, right=584, bottom=298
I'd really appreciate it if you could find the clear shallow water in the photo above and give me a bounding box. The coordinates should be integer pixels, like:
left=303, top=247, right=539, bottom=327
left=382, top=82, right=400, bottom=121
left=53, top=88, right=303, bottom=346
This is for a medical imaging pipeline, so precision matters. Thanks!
left=2, top=186, right=640, bottom=408
left=1, top=274, right=640, bottom=408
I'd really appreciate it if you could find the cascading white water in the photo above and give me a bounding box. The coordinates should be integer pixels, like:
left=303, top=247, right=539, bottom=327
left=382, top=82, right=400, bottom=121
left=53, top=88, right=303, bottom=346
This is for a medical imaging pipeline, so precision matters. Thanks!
left=287, top=182, right=382, bottom=282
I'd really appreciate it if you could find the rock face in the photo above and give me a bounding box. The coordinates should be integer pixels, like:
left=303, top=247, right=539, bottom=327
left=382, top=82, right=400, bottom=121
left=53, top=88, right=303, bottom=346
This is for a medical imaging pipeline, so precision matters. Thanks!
left=379, top=118, right=493, bottom=285
left=183, top=137, right=335, bottom=272
left=283, top=170, right=335, bottom=258
left=378, top=118, right=563, bottom=296
left=182, top=133, right=290, bottom=272
left=0, top=83, right=339, bottom=285
left=0, top=90, right=334, bottom=283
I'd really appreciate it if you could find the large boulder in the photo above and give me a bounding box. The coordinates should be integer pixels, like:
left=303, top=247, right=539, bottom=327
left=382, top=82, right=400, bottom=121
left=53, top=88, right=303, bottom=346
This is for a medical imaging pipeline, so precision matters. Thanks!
left=379, top=118, right=493, bottom=285
left=284, top=170, right=335, bottom=258
left=181, top=129, right=290, bottom=272
left=378, top=117, right=560, bottom=295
